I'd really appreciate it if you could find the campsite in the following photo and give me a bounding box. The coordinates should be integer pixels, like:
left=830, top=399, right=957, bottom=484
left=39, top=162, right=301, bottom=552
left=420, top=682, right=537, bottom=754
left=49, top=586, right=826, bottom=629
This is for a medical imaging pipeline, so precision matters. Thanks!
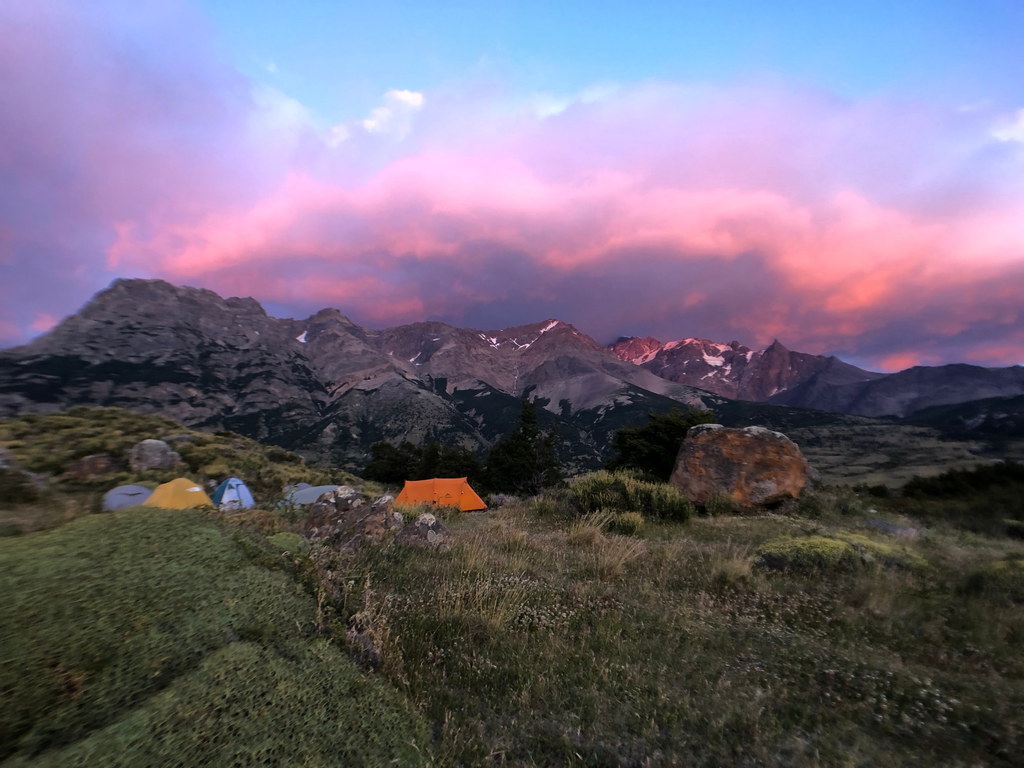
left=1, top=406, right=1022, bottom=765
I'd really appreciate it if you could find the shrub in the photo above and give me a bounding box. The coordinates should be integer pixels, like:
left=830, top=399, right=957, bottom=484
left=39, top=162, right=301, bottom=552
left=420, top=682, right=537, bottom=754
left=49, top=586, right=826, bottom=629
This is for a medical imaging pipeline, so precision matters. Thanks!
left=608, top=511, right=645, bottom=535
left=568, top=470, right=692, bottom=522
left=702, top=493, right=736, bottom=516
left=0, top=469, right=41, bottom=504
left=961, top=559, right=1024, bottom=603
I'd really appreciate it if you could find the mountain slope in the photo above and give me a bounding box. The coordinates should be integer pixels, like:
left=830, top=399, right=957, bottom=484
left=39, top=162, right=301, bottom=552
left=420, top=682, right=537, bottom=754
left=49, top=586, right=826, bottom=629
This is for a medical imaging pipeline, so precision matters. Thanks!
left=0, top=279, right=714, bottom=471
left=772, top=363, right=1024, bottom=417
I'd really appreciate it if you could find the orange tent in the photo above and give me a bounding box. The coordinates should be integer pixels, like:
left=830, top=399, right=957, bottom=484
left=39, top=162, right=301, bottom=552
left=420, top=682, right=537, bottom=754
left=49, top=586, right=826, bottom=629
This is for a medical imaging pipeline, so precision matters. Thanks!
left=395, top=477, right=487, bottom=512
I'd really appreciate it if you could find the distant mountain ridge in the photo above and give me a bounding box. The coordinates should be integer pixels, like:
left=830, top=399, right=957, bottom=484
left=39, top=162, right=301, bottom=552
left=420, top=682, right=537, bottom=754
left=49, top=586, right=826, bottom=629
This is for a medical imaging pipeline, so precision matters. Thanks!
left=609, top=335, right=1024, bottom=418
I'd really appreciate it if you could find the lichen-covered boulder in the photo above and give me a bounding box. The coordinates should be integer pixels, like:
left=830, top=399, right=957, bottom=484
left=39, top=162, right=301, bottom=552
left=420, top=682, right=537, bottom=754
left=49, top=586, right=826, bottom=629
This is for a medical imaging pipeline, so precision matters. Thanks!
left=394, top=512, right=453, bottom=551
left=669, top=424, right=810, bottom=510
left=128, top=439, right=183, bottom=472
left=304, top=493, right=403, bottom=552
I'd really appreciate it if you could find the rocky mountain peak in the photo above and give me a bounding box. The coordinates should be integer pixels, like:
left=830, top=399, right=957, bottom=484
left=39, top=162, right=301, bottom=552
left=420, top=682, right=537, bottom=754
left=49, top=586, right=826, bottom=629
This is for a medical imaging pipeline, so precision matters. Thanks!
left=608, top=336, right=664, bottom=365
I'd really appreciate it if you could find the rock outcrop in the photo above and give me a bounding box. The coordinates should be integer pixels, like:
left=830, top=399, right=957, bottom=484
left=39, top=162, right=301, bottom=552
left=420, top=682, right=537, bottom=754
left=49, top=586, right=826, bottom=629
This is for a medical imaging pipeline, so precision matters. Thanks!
left=394, top=512, right=453, bottom=551
left=669, top=424, right=810, bottom=509
left=128, top=439, right=182, bottom=472
left=304, top=492, right=403, bottom=552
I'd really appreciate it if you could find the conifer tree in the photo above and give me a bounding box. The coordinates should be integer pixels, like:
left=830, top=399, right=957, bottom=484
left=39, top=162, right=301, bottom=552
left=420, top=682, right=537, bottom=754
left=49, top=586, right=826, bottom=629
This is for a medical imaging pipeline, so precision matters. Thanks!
left=485, top=399, right=562, bottom=494
left=606, top=407, right=716, bottom=481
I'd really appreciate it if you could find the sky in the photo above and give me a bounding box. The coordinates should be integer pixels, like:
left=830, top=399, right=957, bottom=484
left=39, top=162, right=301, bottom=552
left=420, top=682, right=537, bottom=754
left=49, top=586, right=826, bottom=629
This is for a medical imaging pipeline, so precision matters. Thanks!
left=2, top=0, right=1023, bottom=371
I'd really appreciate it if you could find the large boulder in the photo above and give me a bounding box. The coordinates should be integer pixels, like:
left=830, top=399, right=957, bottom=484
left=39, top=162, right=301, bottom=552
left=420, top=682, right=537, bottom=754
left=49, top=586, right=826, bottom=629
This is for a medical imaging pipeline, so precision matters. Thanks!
left=394, top=512, right=454, bottom=552
left=669, top=424, right=810, bottom=510
left=128, top=439, right=183, bottom=472
left=304, top=492, right=403, bottom=552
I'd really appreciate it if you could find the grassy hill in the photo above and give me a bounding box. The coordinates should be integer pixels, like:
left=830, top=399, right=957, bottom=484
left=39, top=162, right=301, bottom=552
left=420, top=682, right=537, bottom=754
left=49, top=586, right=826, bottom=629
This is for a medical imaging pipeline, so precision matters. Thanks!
left=0, top=507, right=427, bottom=766
left=0, top=406, right=363, bottom=532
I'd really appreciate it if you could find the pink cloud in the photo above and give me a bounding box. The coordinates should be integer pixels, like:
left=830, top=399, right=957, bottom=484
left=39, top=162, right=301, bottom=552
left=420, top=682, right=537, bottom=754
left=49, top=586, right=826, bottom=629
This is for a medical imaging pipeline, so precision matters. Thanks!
left=29, top=313, right=58, bottom=333
left=2, top=3, right=1023, bottom=371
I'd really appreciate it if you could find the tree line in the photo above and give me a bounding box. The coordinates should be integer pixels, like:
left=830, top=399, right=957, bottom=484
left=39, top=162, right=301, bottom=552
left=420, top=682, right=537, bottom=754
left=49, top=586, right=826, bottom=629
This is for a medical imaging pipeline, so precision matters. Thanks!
left=362, top=400, right=715, bottom=494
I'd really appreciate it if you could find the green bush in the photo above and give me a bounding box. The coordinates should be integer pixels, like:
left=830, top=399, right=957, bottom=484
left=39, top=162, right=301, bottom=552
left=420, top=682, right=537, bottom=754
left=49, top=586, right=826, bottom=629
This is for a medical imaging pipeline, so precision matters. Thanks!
left=607, top=511, right=645, bottom=535
left=0, top=507, right=427, bottom=764
left=568, top=470, right=693, bottom=522
left=0, top=468, right=41, bottom=504
left=702, top=493, right=736, bottom=516
left=961, top=559, right=1024, bottom=603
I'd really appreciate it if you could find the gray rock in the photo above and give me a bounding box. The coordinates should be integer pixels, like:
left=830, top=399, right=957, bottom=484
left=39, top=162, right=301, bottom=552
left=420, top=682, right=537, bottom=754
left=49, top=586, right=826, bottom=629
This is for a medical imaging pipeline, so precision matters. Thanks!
left=394, top=512, right=454, bottom=551
left=304, top=493, right=403, bottom=552
left=128, top=439, right=183, bottom=472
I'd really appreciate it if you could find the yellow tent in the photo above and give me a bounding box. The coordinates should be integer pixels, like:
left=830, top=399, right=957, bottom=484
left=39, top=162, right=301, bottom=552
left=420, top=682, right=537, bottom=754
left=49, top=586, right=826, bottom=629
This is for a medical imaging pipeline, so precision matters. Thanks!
left=146, top=478, right=214, bottom=509
left=395, top=477, right=487, bottom=512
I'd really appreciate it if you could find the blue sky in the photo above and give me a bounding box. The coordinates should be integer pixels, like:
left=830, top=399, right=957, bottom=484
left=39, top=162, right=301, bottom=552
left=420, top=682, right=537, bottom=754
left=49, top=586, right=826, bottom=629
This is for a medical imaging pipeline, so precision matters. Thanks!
left=199, top=0, right=1024, bottom=121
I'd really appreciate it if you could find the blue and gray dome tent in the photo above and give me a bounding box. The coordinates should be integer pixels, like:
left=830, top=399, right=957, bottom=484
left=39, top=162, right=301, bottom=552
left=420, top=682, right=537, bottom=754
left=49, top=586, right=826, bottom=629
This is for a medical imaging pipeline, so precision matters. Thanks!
left=211, top=477, right=255, bottom=511
left=282, top=484, right=339, bottom=506
left=102, top=484, right=153, bottom=511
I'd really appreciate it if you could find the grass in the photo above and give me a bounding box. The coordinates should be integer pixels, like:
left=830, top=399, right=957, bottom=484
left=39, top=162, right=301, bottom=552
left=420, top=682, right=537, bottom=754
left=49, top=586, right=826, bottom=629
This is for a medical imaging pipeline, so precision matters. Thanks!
left=3, top=424, right=1023, bottom=765
left=0, top=507, right=427, bottom=766
left=316, top=487, right=1023, bottom=766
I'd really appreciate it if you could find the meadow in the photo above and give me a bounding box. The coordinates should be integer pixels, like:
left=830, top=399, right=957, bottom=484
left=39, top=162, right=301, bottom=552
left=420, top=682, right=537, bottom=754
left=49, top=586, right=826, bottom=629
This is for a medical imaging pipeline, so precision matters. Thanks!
left=1, top=409, right=1022, bottom=765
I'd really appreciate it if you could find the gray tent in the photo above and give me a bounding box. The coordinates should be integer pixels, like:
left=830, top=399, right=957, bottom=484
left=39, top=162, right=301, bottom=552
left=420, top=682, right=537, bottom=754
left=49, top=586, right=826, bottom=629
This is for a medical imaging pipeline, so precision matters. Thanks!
left=102, top=484, right=153, bottom=511
left=282, top=484, right=339, bottom=506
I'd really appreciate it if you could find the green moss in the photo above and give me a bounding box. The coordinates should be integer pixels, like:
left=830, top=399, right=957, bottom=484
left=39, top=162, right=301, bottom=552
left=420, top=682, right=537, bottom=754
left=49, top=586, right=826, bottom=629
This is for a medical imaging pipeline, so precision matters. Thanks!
left=755, top=535, right=860, bottom=572
left=267, top=532, right=309, bottom=553
left=6, top=641, right=426, bottom=768
left=0, top=507, right=427, bottom=764
left=755, top=532, right=927, bottom=573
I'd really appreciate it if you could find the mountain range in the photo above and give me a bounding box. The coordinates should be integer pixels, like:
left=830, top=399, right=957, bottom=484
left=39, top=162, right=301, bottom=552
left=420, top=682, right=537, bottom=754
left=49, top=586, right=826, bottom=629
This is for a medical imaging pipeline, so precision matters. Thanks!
left=2, top=278, right=1022, bottom=475
left=608, top=336, right=1024, bottom=417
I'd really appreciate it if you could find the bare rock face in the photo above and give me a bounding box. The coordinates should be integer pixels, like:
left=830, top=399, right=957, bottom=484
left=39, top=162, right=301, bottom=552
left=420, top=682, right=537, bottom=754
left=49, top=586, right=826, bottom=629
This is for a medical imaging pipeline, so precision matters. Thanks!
left=304, top=492, right=403, bottom=551
left=62, top=453, right=119, bottom=479
left=669, top=424, right=810, bottom=509
left=394, top=512, right=453, bottom=551
left=128, top=439, right=182, bottom=472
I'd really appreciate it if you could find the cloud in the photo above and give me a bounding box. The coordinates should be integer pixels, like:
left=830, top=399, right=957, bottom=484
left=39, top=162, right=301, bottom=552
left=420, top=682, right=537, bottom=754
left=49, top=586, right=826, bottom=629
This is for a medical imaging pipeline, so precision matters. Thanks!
left=29, top=313, right=57, bottom=333
left=2, top=2, right=1023, bottom=371
left=360, top=89, right=425, bottom=137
